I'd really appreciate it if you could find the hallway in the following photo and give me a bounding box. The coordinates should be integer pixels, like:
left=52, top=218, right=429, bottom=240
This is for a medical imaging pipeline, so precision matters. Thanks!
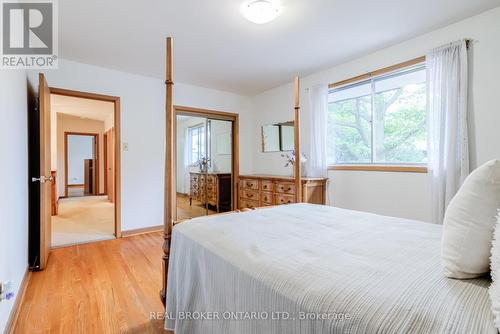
left=52, top=195, right=115, bottom=247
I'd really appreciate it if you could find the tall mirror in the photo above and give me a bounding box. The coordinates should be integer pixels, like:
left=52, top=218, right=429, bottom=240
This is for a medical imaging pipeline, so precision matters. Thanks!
left=176, top=112, right=234, bottom=220
left=261, top=121, right=295, bottom=152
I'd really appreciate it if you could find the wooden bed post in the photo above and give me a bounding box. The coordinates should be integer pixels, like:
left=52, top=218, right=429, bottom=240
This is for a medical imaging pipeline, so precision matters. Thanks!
left=294, top=77, right=302, bottom=203
left=161, top=37, right=174, bottom=306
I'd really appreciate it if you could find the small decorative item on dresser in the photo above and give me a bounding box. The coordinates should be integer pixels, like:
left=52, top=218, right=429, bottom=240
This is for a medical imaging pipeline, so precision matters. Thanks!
left=281, top=151, right=307, bottom=177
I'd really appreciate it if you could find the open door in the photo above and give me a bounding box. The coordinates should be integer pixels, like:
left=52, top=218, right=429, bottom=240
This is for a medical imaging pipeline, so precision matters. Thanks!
left=36, top=73, right=52, bottom=269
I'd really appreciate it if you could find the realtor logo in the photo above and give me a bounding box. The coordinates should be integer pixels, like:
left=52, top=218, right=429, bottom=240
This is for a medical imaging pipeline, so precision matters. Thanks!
left=1, top=0, right=58, bottom=68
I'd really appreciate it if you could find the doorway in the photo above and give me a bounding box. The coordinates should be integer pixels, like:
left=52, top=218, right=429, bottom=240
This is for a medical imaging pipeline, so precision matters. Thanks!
left=64, top=133, right=99, bottom=197
left=29, top=75, right=122, bottom=270
left=174, top=106, right=239, bottom=222
left=49, top=92, right=119, bottom=247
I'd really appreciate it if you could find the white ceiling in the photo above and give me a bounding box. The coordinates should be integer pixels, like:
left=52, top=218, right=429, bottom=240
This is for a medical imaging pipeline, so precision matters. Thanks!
left=51, top=94, right=114, bottom=121
left=59, top=0, right=500, bottom=95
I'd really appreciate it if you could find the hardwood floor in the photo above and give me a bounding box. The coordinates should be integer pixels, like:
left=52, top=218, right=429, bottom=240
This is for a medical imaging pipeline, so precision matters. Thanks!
left=14, top=232, right=170, bottom=334
left=176, top=194, right=217, bottom=220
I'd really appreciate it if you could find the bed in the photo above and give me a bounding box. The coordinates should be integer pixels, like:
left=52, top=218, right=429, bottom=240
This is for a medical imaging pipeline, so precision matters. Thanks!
left=164, top=204, right=495, bottom=333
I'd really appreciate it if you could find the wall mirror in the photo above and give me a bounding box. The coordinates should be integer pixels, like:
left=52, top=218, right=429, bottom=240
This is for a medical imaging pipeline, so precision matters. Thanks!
left=261, top=121, right=295, bottom=152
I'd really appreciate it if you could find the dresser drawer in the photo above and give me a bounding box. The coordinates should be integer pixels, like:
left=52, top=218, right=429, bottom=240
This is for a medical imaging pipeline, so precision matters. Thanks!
left=241, top=189, right=258, bottom=201
left=207, top=175, right=216, bottom=184
left=239, top=198, right=259, bottom=209
left=260, top=180, right=274, bottom=192
left=240, top=178, right=259, bottom=190
left=276, top=182, right=295, bottom=194
left=275, top=193, right=295, bottom=205
left=260, top=191, right=274, bottom=205
left=206, top=183, right=216, bottom=193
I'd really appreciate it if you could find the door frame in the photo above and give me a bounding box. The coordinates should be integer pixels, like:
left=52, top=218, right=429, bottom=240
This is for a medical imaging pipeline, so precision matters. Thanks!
left=103, top=132, right=108, bottom=195
left=173, top=105, right=239, bottom=222
left=50, top=87, right=122, bottom=238
left=64, top=132, right=99, bottom=197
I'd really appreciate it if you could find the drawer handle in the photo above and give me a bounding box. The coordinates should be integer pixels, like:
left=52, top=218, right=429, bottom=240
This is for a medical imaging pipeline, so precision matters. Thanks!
left=247, top=183, right=253, bottom=187
left=247, top=193, right=253, bottom=198
left=263, top=185, right=268, bottom=189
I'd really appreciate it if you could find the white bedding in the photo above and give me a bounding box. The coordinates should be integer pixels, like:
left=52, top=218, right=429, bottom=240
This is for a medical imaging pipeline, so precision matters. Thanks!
left=165, top=204, right=495, bottom=333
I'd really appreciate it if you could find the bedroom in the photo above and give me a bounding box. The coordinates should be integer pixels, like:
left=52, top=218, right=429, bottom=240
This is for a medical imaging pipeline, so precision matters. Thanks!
left=1, top=0, right=500, bottom=333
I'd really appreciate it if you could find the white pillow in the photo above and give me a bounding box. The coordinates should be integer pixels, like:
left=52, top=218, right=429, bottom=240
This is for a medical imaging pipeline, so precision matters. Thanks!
left=490, top=212, right=500, bottom=331
left=442, top=159, right=500, bottom=279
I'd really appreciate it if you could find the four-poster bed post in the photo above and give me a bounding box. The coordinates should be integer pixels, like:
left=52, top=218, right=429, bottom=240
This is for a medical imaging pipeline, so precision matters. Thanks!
left=160, top=36, right=303, bottom=305
left=294, top=77, right=302, bottom=203
left=161, top=36, right=174, bottom=305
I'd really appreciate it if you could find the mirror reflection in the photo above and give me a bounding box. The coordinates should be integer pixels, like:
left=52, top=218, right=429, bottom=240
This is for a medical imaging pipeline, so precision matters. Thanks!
left=262, top=121, right=294, bottom=152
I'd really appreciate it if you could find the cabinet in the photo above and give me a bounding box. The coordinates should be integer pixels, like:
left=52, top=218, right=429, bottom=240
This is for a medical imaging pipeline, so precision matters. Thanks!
left=239, top=175, right=327, bottom=209
left=190, top=172, right=232, bottom=212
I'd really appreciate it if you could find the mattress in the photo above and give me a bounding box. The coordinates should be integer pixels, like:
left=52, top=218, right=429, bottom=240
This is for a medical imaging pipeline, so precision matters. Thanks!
left=165, top=204, right=495, bottom=333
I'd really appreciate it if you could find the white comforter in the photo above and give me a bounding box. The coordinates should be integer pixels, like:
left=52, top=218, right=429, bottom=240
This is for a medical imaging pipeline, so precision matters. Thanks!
left=165, top=204, right=495, bottom=333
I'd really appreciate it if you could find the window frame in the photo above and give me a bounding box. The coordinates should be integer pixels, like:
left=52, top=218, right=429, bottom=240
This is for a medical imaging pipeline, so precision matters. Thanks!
left=327, top=56, right=428, bottom=173
left=187, top=121, right=211, bottom=166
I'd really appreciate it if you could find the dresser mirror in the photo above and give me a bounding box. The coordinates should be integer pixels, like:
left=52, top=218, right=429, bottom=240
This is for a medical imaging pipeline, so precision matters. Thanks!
left=261, top=121, right=295, bottom=152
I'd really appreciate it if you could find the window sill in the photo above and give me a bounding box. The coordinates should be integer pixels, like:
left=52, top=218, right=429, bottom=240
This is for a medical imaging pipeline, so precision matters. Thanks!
left=328, top=165, right=428, bottom=173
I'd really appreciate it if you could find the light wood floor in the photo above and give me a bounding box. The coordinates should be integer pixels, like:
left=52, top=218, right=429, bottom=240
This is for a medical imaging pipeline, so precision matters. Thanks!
left=176, top=194, right=217, bottom=220
left=14, top=232, right=170, bottom=334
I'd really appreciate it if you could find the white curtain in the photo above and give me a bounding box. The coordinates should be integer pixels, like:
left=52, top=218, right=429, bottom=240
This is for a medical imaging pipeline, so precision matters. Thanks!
left=183, top=129, right=192, bottom=194
left=306, top=84, right=328, bottom=178
left=427, top=40, right=469, bottom=224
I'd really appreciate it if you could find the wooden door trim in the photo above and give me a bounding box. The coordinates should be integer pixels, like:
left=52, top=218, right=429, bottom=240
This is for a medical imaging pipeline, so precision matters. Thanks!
left=173, top=105, right=240, bottom=221
left=64, top=132, right=99, bottom=197
left=50, top=87, right=121, bottom=238
left=103, top=133, right=108, bottom=195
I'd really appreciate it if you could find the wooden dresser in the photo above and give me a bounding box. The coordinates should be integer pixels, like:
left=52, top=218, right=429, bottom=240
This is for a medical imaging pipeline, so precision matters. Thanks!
left=239, top=174, right=327, bottom=209
left=190, top=172, right=232, bottom=212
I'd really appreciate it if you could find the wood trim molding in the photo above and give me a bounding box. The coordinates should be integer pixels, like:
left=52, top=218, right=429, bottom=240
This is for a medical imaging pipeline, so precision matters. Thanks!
left=329, top=56, right=426, bottom=89
left=329, top=165, right=428, bottom=173
left=121, top=225, right=163, bottom=237
left=5, top=268, right=31, bottom=334
left=175, top=105, right=239, bottom=122
left=114, top=100, right=122, bottom=238
left=50, top=87, right=119, bottom=102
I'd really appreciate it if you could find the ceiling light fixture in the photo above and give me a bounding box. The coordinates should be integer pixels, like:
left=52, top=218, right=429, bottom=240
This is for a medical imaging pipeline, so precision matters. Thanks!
left=241, top=0, right=282, bottom=24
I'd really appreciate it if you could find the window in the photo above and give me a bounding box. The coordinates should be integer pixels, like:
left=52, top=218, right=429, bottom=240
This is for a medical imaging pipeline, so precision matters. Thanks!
left=188, top=122, right=211, bottom=165
left=327, top=64, right=427, bottom=167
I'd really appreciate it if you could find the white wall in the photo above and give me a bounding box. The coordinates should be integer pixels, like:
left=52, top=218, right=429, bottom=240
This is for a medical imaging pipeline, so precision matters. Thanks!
left=104, top=112, right=114, bottom=132
left=210, top=120, right=233, bottom=173
left=67, top=135, right=94, bottom=186
left=28, top=59, right=254, bottom=231
left=249, top=7, right=500, bottom=222
left=0, top=71, right=28, bottom=332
